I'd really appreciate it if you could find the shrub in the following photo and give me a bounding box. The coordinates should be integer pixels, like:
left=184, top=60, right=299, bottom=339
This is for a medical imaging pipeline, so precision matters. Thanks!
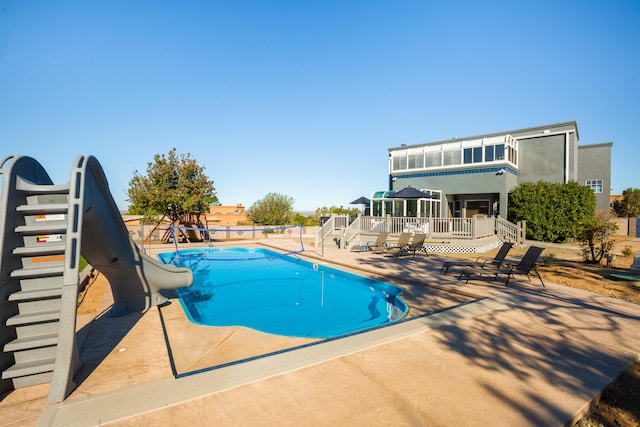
left=541, top=253, right=556, bottom=267
left=247, top=193, right=295, bottom=225
left=622, top=245, right=635, bottom=257
left=577, top=210, right=618, bottom=264
left=508, top=181, right=595, bottom=243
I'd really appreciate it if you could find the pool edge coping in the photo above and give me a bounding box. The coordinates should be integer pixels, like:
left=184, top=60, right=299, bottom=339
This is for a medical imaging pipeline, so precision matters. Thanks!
left=38, top=292, right=522, bottom=427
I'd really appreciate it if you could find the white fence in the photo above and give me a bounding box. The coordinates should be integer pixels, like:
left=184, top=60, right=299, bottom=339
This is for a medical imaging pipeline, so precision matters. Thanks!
left=357, top=216, right=497, bottom=239
left=319, top=215, right=524, bottom=249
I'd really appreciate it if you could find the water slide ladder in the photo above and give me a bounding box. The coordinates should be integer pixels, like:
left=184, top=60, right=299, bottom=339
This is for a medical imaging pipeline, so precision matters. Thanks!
left=0, top=155, right=192, bottom=402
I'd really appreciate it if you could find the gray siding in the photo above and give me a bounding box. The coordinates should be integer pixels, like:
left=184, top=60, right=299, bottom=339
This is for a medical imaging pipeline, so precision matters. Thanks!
left=393, top=170, right=517, bottom=217
left=388, top=121, right=612, bottom=219
left=578, top=143, right=613, bottom=211
left=517, top=134, right=566, bottom=184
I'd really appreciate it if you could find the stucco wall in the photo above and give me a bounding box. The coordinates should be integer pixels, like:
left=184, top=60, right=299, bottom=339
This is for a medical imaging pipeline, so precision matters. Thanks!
left=578, top=143, right=613, bottom=211
left=517, top=134, right=567, bottom=184
left=393, top=169, right=516, bottom=217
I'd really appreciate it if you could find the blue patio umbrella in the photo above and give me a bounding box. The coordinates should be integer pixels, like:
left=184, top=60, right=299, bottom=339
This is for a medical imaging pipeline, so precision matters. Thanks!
left=350, top=196, right=371, bottom=205
left=388, top=186, right=433, bottom=199
left=350, top=196, right=371, bottom=214
left=388, top=186, right=433, bottom=217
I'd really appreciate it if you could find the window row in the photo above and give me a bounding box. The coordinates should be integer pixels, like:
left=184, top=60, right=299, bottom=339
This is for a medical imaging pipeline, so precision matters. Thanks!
left=392, top=143, right=516, bottom=171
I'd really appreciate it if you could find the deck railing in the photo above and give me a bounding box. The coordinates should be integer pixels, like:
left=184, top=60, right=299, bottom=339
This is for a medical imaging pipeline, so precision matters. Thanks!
left=343, top=216, right=361, bottom=246
left=494, top=216, right=525, bottom=245
left=340, top=215, right=523, bottom=247
left=314, top=214, right=350, bottom=247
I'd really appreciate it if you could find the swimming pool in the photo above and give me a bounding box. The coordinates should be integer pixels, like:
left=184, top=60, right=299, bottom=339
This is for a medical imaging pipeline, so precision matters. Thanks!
left=158, top=248, right=408, bottom=338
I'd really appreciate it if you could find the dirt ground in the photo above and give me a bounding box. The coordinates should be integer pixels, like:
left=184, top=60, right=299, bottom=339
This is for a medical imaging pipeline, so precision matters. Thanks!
left=76, top=237, right=640, bottom=426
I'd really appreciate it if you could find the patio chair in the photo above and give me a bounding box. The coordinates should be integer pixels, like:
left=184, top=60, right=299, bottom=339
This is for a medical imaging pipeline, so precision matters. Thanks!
left=440, top=242, right=514, bottom=274
left=352, top=232, right=389, bottom=252
left=372, top=232, right=411, bottom=254
left=459, top=246, right=545, bottom=287
left=610, top=254, right=640, bottom=281
left=384, top=233, right=427, bottom=258
left=630, top=254, right=640, bottom=273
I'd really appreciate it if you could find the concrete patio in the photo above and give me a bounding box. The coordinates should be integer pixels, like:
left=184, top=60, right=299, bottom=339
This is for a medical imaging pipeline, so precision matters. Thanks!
left=2, top=243, right=640, bottom=426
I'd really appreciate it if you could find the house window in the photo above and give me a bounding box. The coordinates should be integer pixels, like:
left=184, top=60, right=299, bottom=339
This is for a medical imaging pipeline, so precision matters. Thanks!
left=465, top=200, right=490, bottom=218
left=474, top=146, right=482, bottom=162
left=586, top=179, right=603, bottom=193
left=443, top=149, right=461, bottom=166
left=463, top=147, right=483, bottom=164
left=408, top=153, right=424, bottom=169
left=425, top=151, right=441, bottom=167
left=463, top=148, right=472, bottom=164
left=392, top=156, right=407, bottom=171
left=485, top=145, right=494, bottom=162
left=507, top=145, right=517, bottom=165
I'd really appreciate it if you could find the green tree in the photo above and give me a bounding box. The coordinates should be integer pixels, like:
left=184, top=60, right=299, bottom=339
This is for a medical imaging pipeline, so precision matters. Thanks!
left=577, top=210, right=618, bottom=263
left=508, top=181, right=596, bottom=243
left=314, top=205, right=360, bottom=222
left=127, top=148, right=216, bottom=222
left=246, top=193, right=295, bottom=225
left=612, top=187, right=640, bottom=217
left=293, top=213, right=319, bottom=226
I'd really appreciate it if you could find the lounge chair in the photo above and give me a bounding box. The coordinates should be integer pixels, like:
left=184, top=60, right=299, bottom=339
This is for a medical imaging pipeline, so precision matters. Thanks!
left=368, top=231, right=389, bottom=251
left=630, top=254, right=640, bottom=273
left=440, top=242, right=514, bottom=274
left=384, top=233, right=427, bottom=258
left=459, top=246, right=545, bottom=287
left=372, top=232, right=411, bottom=254
left=351, top=231, right=389, bottom=252
left=610, top=254, right=640, bottom=281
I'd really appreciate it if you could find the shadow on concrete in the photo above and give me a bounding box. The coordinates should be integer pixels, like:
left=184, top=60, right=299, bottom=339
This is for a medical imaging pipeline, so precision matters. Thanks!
left=427, top=284, right=639, bottom=424
left=73, top=308, right=144, bottom=386
left=307, top=248, right=640, bottom=424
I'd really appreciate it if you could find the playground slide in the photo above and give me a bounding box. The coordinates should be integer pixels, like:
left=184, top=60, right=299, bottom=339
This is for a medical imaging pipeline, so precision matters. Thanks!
left=76, top=155, right=193, bottom=315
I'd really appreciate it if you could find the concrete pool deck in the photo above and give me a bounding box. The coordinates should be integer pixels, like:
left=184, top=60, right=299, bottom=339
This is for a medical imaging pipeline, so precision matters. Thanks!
left=3, top=244, right=640, bottom=426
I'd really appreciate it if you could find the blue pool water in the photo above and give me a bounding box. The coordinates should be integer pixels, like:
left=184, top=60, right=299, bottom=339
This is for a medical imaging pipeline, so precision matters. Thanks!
left=158, top=248, right=408, bottom=338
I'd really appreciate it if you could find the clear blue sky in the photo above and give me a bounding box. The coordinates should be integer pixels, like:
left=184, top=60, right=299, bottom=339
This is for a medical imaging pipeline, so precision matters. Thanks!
left=1, top=1, right=638, bottom=212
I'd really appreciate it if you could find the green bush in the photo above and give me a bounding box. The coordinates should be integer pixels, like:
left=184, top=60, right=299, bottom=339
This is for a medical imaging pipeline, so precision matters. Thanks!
left=508, top=181, right=596, bottom=243
left=577, top=210, right=618, bottom=264
left=541, top=252, right=556, bottom=267
left=246, top=193, right=295, bottom=225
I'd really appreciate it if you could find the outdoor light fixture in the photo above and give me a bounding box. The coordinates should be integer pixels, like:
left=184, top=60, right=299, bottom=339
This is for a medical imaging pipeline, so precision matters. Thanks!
left=496, top=169, right=505, bottom=175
